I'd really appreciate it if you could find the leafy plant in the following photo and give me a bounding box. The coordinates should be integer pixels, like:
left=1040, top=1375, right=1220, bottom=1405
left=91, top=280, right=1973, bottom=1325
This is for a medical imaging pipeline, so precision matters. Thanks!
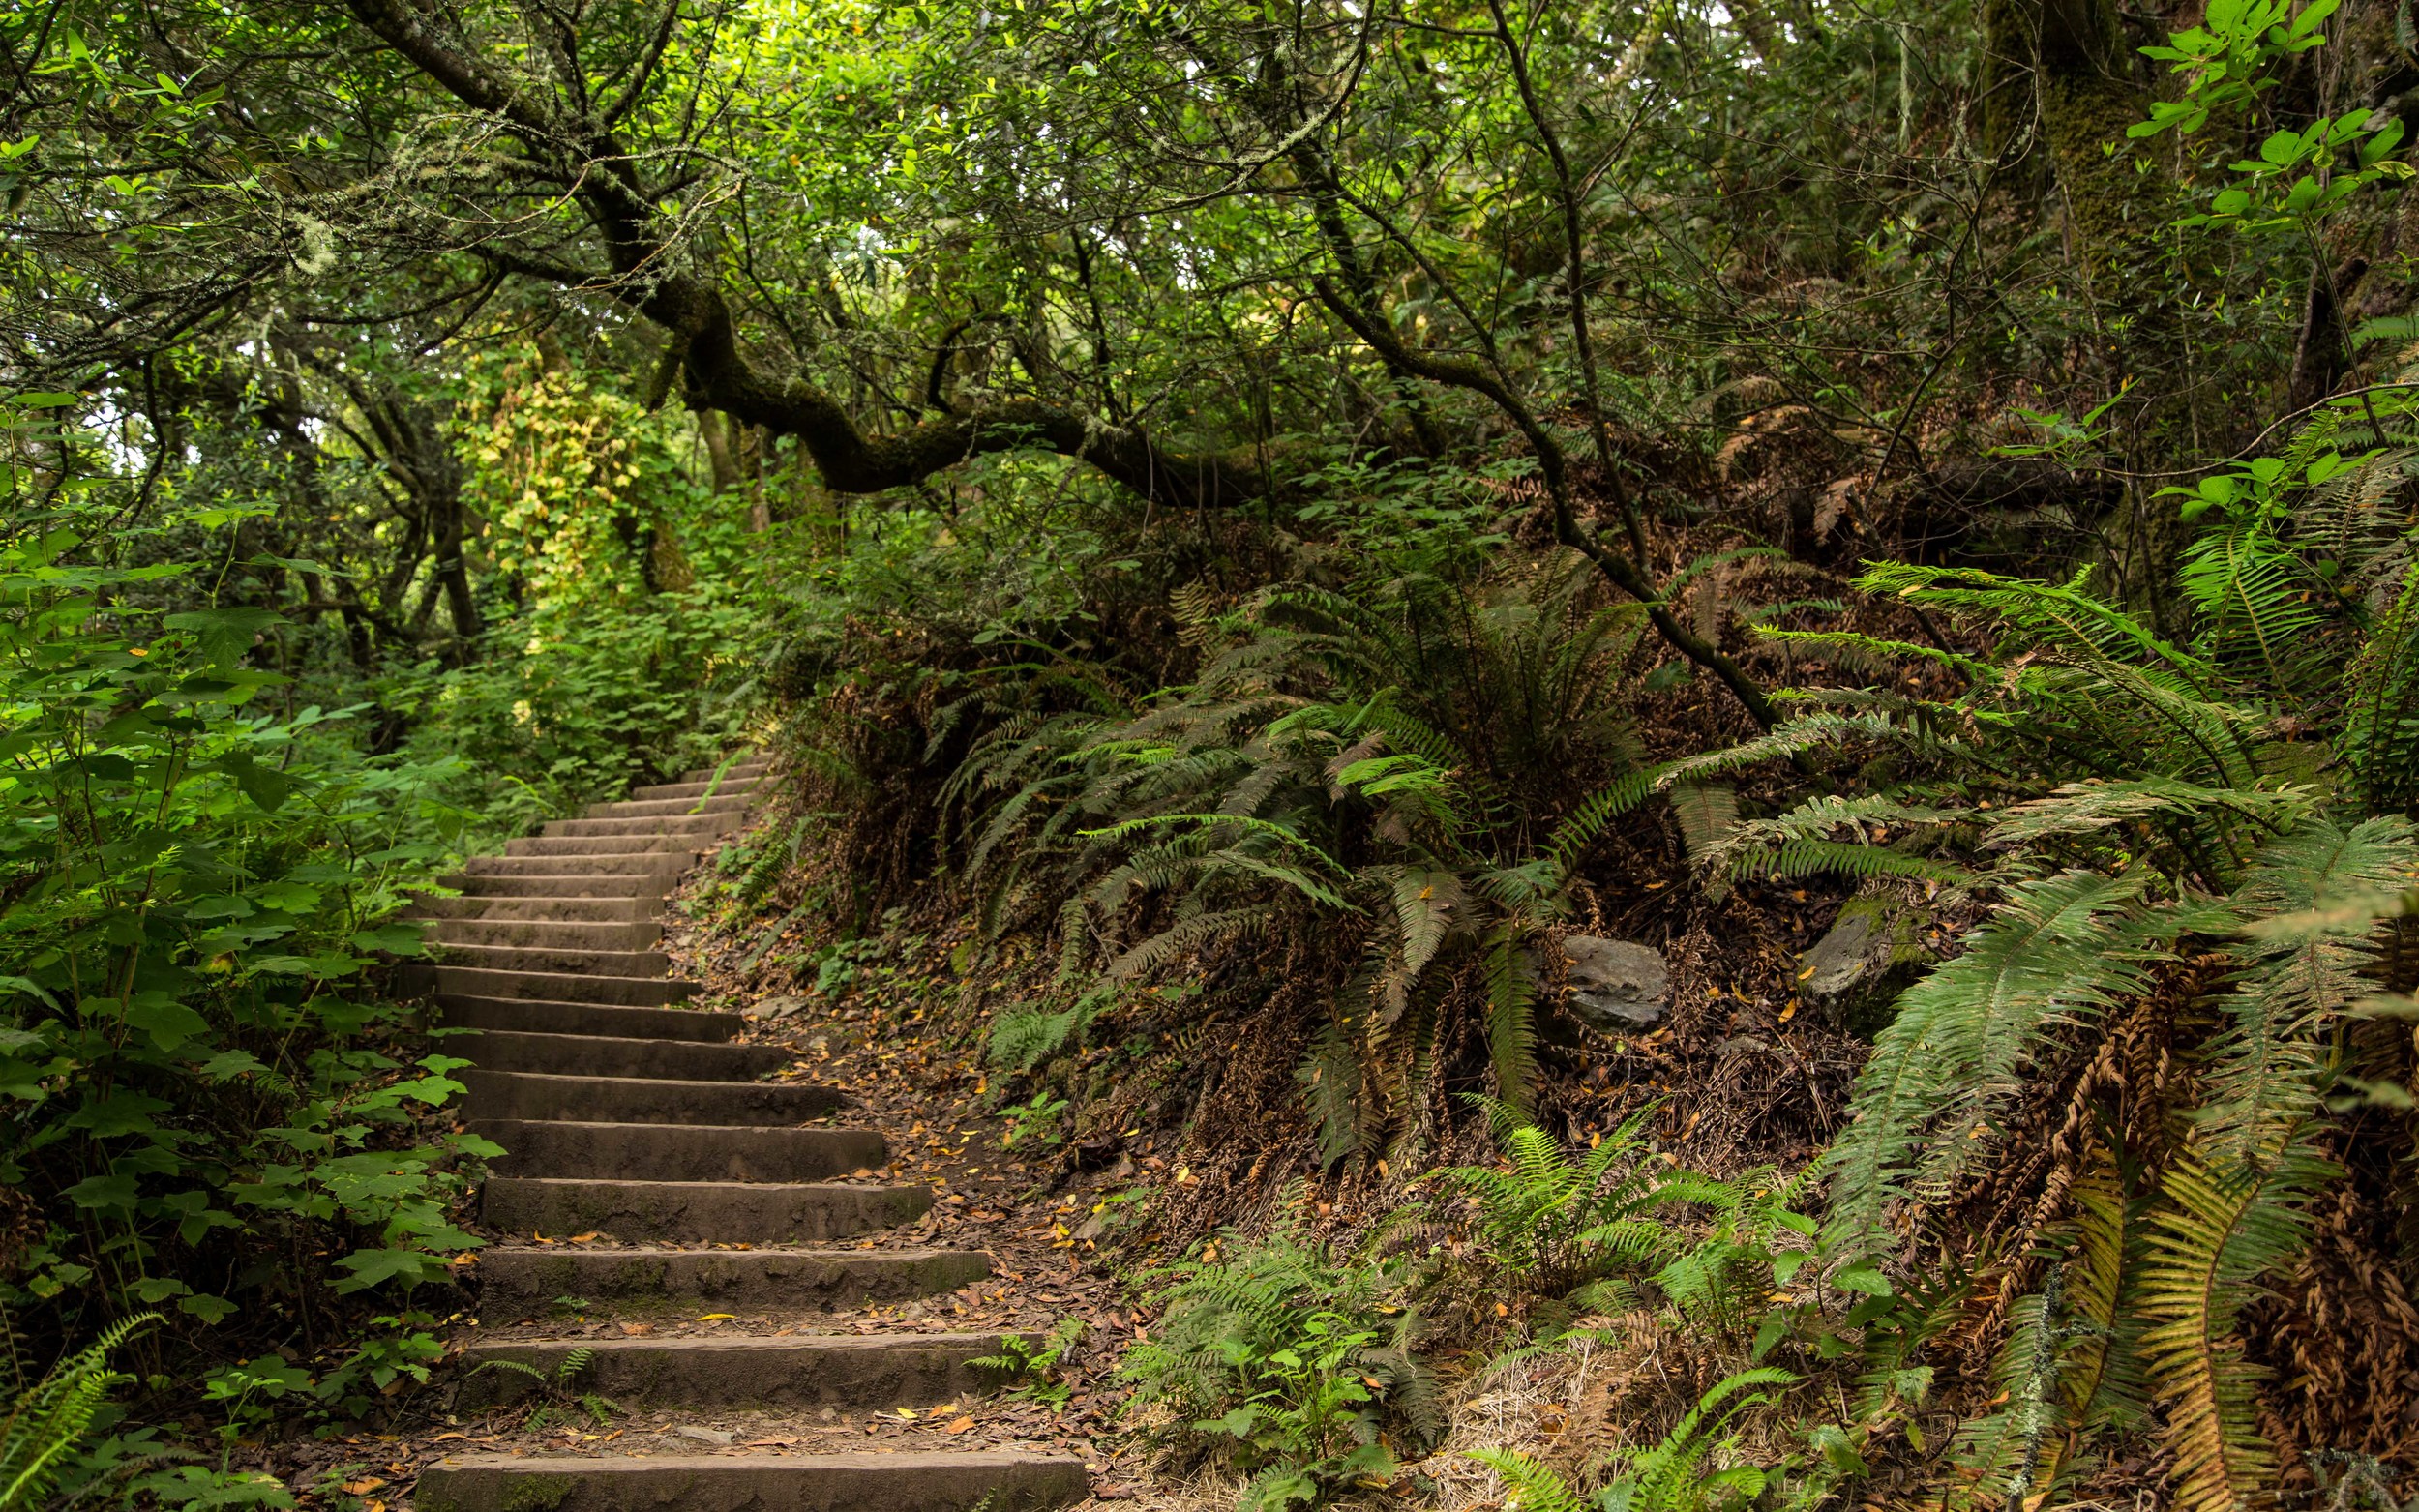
left=1470, top=1368, right=1797, bottom=1512
left=1429, top=1100, right=1700, bottom=1301
left=952, top=557, right=1658, bottom=1133
left=999, top=1092, right=1071, bottom=1149
left=466, top=1348, right=618, bottom=1431
left=1122, top=1214, right=1437, bottom=1510
left=971, top=1320, right=1087, bottom=1410
left=1, top=451, right=491, bottom=1370
left=0, top=1313, right=156, bottom=1512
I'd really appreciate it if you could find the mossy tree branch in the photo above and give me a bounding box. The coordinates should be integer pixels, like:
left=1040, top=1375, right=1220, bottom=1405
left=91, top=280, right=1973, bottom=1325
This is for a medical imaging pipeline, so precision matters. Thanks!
left=342, top=0, right=1267, bottom=513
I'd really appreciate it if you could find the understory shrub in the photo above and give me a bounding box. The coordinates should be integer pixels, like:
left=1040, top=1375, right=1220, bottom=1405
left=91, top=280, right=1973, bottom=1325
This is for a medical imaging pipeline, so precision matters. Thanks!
left=0, top=476, right=489, bottom=1424
left=1122, top=1209, right=1439, bottom=1511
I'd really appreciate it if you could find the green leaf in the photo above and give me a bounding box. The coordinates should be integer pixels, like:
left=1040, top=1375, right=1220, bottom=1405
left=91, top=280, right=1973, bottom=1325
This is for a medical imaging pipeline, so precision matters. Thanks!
left=218, top=751, right=295, bottom=813
left=164, top=606, right=286, bottom=669
left=124, top=994, right=210, bottom=1051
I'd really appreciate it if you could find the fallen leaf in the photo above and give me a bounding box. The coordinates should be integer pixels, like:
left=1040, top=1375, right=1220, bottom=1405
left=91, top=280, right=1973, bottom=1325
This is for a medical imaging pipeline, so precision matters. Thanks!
left=342, top=1479, right=387, bottom=1495
left=696, top=1314, right=735, bottom=1321
left=945, top=1417, right=976, bottom=1435
left=569, top=1231, right=601, bottom=1242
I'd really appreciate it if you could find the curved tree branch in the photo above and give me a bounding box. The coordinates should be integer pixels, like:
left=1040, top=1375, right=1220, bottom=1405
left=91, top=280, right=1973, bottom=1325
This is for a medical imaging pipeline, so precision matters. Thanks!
left=1314, top=277, right=1777, bottom=731
left=343, top=0, right=1267, bottom=513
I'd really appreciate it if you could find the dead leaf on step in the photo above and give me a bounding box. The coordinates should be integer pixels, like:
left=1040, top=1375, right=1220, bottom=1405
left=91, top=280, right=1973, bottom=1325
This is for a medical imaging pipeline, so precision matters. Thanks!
left=945, top=1418, right=975, bottom=1435
left=616, top=1322, right=655, bottom=1336
left=431, top=1433, right=466, bottom=1442
left=569, top=1231, right=601, bottom=1242
left=740, top=1438, right=798, bottom=1447
left=342, top=1479, right=387, bottom=1495
left=695, top=1314, right=734, bottom=1321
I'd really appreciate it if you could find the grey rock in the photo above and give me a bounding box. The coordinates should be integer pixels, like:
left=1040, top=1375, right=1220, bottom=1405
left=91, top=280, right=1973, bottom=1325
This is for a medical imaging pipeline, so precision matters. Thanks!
left=1800, top=897, right=1933, bottom=1036
left=672, top=1425, right=734, bottom=1445
left=1561, top=935, right=1670, bottom=1032
left=744, top=994, right=811, bottom=1021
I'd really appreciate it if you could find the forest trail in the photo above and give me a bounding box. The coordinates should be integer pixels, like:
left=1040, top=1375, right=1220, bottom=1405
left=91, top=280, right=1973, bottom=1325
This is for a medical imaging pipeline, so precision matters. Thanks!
left=403, top=759, right=1087, bottom=1512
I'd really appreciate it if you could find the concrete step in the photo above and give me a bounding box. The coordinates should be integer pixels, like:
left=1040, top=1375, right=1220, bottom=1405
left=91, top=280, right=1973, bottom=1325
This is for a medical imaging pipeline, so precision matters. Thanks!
left=630, top=775, right=765, bottom=802
left=475, top=1246, right=989, bottom=1315
left=451, top=1030, right=783, bottom=1079
left=460, top=1070, right=841, bottom=1124
left=505, top=834, right=708, bottom=859
left=435, top=997, right=744, bottom=1043
left=412, top=896, right=658, bottom=924
left=587, top=793, right=754, bottom=820
left=542, top=813, right=737, bottom=840
left=482, top=1177, right=927, bottom=1244
left=426, top=918, right=663, bottom=951
left=470, top=1120, right=883, bottom=1182
left=413, top=1452, right=1086, bottom=1512
left=461, top=853, right=693, bottom=881
left=424, top=965, right=697, bottom=1006
left=439, top=875, right=672, bottom=903
left=432, top=942, right=674, bottom=977
left=682, top=760, right=773, bottom=783
left=458, top=1332, right=1023, bottom=1409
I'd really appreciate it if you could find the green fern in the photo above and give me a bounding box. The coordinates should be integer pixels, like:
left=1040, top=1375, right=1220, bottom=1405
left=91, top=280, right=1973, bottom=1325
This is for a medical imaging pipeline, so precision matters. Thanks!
left=1821, top=870, right=2171, bottom=1256
left=1433, top=1099, right=1685, bottom=1296
left=2199, top=818, right=2416, bottom=1163
left=0, top=1313, right=156, bottom=1512
left=2342, top=564, right=2419, bottom=812
left=1473, top=1368, right=1792, bottom=1512
left=2140, top=1134, right=2335, bottom=1512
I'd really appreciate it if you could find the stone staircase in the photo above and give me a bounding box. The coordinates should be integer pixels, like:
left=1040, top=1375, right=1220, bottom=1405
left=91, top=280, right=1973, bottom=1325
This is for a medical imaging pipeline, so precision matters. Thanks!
left=406, top=757, right=1088, bottom=1512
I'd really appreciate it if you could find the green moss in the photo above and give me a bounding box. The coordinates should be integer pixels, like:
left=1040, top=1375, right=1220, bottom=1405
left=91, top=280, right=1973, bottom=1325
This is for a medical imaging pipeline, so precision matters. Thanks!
left=497, top=1473, right=577, bottom=1512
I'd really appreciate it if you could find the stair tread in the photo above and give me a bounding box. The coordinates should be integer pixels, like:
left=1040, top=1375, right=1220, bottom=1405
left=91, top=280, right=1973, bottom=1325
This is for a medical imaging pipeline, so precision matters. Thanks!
left=412, top=1452, right=1088, bottom=1512
left=487, top=1175, right=909, bottom=1193
left=435, top=998, right=743, bottom=1041
left=467, top=1330, right=1016, bottom=1353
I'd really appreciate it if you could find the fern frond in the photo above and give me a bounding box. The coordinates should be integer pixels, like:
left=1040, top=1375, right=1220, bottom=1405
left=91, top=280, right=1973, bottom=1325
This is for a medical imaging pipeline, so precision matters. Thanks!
left=2342, top=564, right=2419, bottom=811
left=0, top=1313, right=157, bottom=1512
left=1467, top=1449, right=1590, bottom=1512
left=1299, top=1019, right=1376, bottom=1169
left=1668, top=782, right=1740, bottom=862
left=1822, top=871, right=2170, bottom=1255
left=2199, top=817, right=2417, bottom=1163
left=1725, top=838, right=1971, bottom=885
left=2140, top=1134, right=2335, bottom=1512
left=1481, top=925, right=1538, bottom=1115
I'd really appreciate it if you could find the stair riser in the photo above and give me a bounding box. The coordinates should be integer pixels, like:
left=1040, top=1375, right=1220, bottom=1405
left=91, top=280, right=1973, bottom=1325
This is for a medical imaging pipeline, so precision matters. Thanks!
left=585, top=793, right=754, bottom=819
left=422, top=966, right=696, bottom=1007
left=458, top=1335, right=1020, bottom=1410
left=505, top=835, right=707, bottom=858
left=543, top=814, right=740, bottom=841
left=428, top=920, right=663, bottom=951
left=411, top=897, right=658, bottom=924
left=681, top=762, right=774, bottom=783
left=452, top=1031, right=782, bottom=1079
left=434, top=943, right=672, bottom=976
left=460, top=855, right=691, bottom=881
left=461, top=1071, right=840, bottom=1124
left=628, top=777, right=765, bottom=802
left=476, top=1249, right=988, bottom=1316
left=481, top=1178, right=927, bottom=1244
left=414, top=1454, right=1084, bottom=1512
left=471, top=1121, right=885, bottom=1183
left=434, top=998, right=743, bottom=1044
